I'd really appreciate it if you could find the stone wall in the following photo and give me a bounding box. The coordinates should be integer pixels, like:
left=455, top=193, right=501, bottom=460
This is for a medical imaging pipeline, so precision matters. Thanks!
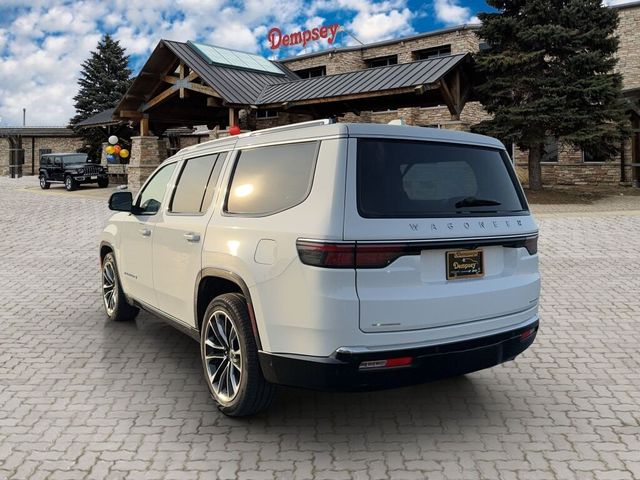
left=282, top=27, right=481, bottom=75
left=0, top=138, right=10, bottom=177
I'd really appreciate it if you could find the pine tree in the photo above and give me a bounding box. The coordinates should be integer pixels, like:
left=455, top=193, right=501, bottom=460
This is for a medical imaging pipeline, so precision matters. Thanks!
left=70, top=34, right=132, bottom=160
left=473, top=0, right=629, bottom=190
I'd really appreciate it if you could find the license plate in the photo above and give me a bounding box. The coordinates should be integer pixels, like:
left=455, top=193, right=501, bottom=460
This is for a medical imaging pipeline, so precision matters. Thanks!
left=91, top=176, right=97, bottom=180
left=446, top=249, right=484, bottom=280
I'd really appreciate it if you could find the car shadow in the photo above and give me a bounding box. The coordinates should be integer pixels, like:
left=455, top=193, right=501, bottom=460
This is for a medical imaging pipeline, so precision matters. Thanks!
left=115, top=311, right=493, bottom=437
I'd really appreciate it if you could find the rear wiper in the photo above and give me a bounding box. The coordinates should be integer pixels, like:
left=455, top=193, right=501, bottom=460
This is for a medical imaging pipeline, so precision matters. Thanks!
left=454, top=197, right=502, bottom=208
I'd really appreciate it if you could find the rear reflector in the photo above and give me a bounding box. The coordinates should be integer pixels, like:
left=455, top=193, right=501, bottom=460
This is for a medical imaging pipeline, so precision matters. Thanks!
left=520, top=327, right=537, bottom=341
left=359, top=356, right=413, bottom=370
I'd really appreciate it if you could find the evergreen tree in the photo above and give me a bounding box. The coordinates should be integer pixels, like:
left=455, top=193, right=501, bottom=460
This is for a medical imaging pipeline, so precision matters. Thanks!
left=70, top=34, right=132, bottom=160
left=473, top=0, right=629, bottom=190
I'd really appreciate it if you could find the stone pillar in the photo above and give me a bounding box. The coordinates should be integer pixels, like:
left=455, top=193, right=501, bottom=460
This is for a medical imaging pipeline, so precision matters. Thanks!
left=127, top=136, right=166, bottom=192
left=100, top=142, right=108, bottom=167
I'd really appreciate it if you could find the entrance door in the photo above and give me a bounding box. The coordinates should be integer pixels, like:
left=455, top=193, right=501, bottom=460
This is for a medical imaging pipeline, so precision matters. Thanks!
left=118, top=162, right=177, bottom=307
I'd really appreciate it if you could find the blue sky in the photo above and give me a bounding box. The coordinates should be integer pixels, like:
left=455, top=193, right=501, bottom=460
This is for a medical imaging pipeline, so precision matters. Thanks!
left=0, top=0, right=631, bottom=125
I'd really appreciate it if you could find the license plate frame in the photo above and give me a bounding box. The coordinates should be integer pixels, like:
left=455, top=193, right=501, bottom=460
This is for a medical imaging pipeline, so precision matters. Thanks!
left=446, top=249, right=484, bottom=280
left=90, top=176, right=97, bottom=180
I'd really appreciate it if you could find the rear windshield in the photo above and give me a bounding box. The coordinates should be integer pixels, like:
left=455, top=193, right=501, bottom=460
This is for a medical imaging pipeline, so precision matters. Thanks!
left=357, top=139, right=527, bottom=218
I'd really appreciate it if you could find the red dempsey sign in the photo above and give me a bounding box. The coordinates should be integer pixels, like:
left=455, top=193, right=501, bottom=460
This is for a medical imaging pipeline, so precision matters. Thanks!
left=268, top=24, right=340, bottom=49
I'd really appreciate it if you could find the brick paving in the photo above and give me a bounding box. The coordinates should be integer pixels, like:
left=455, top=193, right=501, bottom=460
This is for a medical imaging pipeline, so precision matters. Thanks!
left=1, top=176, right=639, bottom=480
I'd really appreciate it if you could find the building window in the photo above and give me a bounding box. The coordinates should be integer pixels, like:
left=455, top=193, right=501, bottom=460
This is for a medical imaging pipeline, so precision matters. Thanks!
left=257, top=109, right=278, bottom=119
left=366, top=55, right=398, bottom=68
left=583, top=149, right=607, bottom=163
left=294, top=66, right=326, bottom=78
left=414, top=45, right=452, bottom=60
left=541, top=137, right=558, bottom=162
left=39, top=148, right=52, bottom=156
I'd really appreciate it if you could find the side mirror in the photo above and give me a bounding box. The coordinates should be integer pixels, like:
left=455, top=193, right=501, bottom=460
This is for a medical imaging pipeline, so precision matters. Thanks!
left=109, top=191, right=133, bottom=212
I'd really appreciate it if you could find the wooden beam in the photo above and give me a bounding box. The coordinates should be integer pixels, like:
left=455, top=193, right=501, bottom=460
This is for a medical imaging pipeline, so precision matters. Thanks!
left=207, top=97, right=223, bottom=107
left=178, top=62, right=185, bottom=99
left=184, top=83, right=221, bottom=98
left=142, top=85, right=178, bottom=111
left=118, top=110, right=143, bottom=120
left=439, top=79, right=459, bottom=120
left=140, top=116, right=150, bottom=136
left=228, top=108, right=238, bottom=127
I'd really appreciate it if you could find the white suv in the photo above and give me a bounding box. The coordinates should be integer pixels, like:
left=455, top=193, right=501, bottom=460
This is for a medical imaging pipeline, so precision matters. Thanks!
left=100, top=120, right=540, bottom=416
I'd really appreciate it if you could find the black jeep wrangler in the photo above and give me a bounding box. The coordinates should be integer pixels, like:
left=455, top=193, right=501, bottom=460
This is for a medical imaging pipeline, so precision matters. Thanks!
left=39, top=153, right=109, bottom=191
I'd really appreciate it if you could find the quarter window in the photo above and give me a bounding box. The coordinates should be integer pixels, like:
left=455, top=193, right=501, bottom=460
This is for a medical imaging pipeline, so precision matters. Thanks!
left=135, top=163, right=177, bottom=215
left=226, top=142, right=318, bottom=216
left=171, top=153, right=226, bottom=214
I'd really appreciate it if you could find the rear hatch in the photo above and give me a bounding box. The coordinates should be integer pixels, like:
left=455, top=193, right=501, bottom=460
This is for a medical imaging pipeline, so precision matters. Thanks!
left=344, top=136, right=540, bottom=333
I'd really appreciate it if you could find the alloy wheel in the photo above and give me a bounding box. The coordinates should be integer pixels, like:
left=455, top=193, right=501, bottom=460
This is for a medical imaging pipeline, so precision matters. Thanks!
left=204, top=310, right=243, bottom=403
left=102, top=260, right=117, bottom=315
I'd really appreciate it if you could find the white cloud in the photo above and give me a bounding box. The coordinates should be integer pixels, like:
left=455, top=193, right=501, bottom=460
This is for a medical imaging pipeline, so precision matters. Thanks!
left=0, top=0, right=423, bottom=125
left=433, top=0, right=474, bottom=25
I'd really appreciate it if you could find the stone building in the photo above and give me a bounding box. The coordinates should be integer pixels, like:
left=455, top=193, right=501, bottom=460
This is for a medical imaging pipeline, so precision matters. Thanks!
left=0, top=127, right=83, bottom=177
left=7, top=2, right=639, bottom=188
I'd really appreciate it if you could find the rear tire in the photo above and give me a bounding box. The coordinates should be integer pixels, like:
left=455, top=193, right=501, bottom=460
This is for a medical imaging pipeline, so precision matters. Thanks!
left=98, top=177, right=109, bottom=188
left=101, top=252, right=139, bottom=322
left=39, top=175, right=50, bottom=189
left=200, top=293, right=275, bottom=416
left=65, top=175, right=77, bottom=191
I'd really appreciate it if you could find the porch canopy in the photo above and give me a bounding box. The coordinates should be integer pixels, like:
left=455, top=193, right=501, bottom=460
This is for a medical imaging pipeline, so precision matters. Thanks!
left=113, top=39, right=476, bottom=135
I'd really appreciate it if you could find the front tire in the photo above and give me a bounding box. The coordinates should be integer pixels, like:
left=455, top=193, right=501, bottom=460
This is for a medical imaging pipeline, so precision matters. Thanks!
left=39, top=175, right=50, bottom=189
left=98, top=177, right=109, bottom=188
left=201, top=293, right=275, bottom=416
left=101, top=252, right=139, bottom=322
left=65, top=175, right=77, bottom=191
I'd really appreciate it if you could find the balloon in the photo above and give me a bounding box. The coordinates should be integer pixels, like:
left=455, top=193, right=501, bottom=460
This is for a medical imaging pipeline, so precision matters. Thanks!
left=119, top=149, right=129, bottom=158
left=113, top=145, right=121, bottom=154
left=105, top=145, right=115, bottom=154
left=108, top=135, right=118, bottom=145
left=106, top=154, right=116, bottom=163
left=229, top=125, right=241, bottom=135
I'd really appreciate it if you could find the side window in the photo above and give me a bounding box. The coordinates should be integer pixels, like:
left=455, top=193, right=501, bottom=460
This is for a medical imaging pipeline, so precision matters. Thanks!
left=170, top=153, right=226, bottom=214
left=201, top=152, right=227, bottom=212
left=54, top=157, right=62, bottom=167
left=226, top=142, right=318, bottom=216
left=135, top=163, right=177, bottom=215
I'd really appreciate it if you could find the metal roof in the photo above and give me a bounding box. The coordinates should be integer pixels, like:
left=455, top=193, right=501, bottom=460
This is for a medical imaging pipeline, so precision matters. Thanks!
left=0, top=127, right=78, bottom=137
left=75, top=108, right=118, bottom=128
left=256, top=54, right=468, bottom=105
left=162, top=40, right=297, bottom=105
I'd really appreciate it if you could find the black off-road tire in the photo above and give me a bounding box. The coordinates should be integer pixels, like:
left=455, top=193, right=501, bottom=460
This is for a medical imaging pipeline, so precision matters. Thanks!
left=39, top=175, right=50, bottom=189
left=64, top=175, right=77, bottom=191
left=98, top=177, right=109, bottom=188
left=101, top=252, right=139, bottom=322
left=200, top=293, right=275, bottom=416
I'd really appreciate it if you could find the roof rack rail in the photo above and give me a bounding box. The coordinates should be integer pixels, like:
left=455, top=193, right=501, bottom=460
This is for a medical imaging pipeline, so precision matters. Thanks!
left=243, top=118, right=335, bottom=137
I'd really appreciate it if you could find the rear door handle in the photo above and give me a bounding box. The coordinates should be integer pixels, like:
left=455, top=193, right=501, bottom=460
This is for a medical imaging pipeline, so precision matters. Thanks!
left=184, top=232, right=200, bottom=243
left=139, top=228, right=151, bottom=237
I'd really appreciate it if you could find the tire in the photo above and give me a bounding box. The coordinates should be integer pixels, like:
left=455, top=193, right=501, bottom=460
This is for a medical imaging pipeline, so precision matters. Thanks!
left=98, top=177, right=109, bottom=188
left=64, top=175, right=77, bottom=191
left=39, top=175, right=50, bottom=189
left=101, top=252, right=139, bottom=322
left=200, top=293, right=275, bottom=416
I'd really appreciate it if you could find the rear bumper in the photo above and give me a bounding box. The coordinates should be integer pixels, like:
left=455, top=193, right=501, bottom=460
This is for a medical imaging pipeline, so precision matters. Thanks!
left=259, top=319, right=538, bottom=391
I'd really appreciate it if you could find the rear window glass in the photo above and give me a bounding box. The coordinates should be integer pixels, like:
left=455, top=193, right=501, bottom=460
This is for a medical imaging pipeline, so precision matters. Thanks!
left=357, top=139, right=526, bottom=218
left=226, top=142, right=318, bottom=216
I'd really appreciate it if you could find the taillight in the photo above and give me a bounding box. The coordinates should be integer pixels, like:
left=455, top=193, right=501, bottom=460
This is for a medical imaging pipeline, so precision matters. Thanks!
left=359, top=356, right=413, bottom=370
left=296, top=241, right=355, bottom=268
left=296, top=240, right=414, bottom=268
left=524, top=235, right=538, bottom=255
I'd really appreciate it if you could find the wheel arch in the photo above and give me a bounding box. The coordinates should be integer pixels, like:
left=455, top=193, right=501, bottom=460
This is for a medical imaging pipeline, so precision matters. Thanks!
left=195, top=268, right=262, bottom=350
left=99, top=241, right=114, bottom=264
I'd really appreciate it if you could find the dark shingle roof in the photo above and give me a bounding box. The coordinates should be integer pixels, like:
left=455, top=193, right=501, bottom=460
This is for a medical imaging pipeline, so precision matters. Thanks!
left=256, top=54, right=468, bottom=105
left=0, top=127, right=78, bottom=137
left=75, top=108, right=118, bottom=128
left=162, top=41, right=297, bottom=105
